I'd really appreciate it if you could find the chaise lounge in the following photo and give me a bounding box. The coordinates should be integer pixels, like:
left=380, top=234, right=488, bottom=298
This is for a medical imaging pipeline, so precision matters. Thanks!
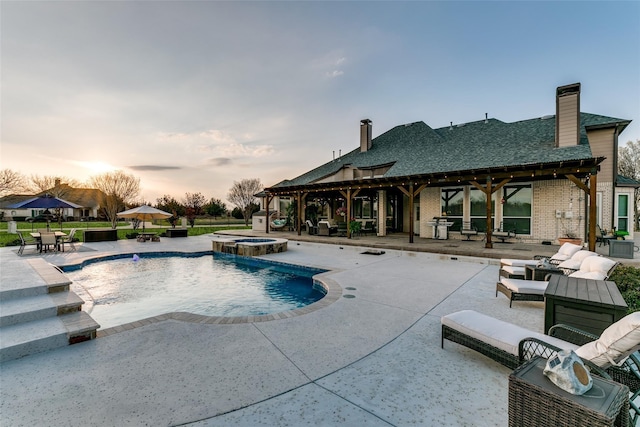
left=441, top=310, right=640, bottom=415
left=496, top=255, right=618, bottom=307
left=499, top=242, right=584, bottom=279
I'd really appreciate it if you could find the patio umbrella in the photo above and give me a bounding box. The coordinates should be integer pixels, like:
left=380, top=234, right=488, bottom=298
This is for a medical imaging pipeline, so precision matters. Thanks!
left=7, top=194, right=81, bottom=210
left=7, top=194, right=82, bottom=230
left=117, top=205, right=172, bottom=232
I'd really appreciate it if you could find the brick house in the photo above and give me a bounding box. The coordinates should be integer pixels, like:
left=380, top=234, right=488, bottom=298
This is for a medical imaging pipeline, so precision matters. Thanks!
left=262, top=83, right=636, bottom=249
left=0, top=180, right=106, bottom=221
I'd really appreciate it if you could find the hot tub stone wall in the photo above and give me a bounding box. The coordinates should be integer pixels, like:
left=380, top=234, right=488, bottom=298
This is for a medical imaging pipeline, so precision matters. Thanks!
left=211, top=239, right=287, bottom=256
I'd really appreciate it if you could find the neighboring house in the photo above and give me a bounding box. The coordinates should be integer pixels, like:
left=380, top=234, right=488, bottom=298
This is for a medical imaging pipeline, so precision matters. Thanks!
left=0, top=180, right=106, bottom=221
left=263, top=83, right=637, bottom=248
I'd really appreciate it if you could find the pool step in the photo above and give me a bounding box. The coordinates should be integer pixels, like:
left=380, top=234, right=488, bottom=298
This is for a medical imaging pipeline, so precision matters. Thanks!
left=0, top=259, right=100, bottom=363
left=0, top=292, right=85, bottom=327
left=0, top=312, right=99, bottom=362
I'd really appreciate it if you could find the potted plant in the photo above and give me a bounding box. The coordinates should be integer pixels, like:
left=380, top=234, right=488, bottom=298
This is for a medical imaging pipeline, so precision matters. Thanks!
left=349, top=218, right=362, bottom=236
left=336, top=206, right=347, bottom=218
left=558, top=230, right=583, bottom=246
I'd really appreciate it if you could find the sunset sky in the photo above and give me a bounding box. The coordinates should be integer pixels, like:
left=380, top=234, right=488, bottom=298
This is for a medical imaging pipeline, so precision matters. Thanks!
left=2, top=1, right=639, bottom=204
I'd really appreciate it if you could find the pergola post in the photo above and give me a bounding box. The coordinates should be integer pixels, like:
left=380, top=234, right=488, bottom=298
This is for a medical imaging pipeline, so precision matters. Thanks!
left=589, top=172, right=597, bottom=251
left=297, top=191, right=302, bottom=236
left=397, top=183, right=425, bottom=244
left=346, top=188, right=352, bottom=238
left=265, top=194, right=273, bottom=234
left=567, top=172, right=598, bottom=252
left=485, top=176, right=493, bottom=249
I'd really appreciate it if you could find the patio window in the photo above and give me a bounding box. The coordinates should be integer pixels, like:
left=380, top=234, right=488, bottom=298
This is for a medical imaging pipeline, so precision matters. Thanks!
left=618, top=194, right=629, bottom=232
left=441, top=188, right=463, bottom=231
left=470, top=188, right=495, bottom=232
left=353, top=197, right=374, bottom=219
left=501, top=184, right=531, bottom=234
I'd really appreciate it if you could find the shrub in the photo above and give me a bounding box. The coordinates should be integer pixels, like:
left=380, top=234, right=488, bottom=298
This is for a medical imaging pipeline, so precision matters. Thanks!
left=609, top=265, right=640, bottom=313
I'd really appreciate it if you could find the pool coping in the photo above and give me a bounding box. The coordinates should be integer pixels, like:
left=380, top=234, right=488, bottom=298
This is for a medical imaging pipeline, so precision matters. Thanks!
left=94, top=267, right=343, bottom=338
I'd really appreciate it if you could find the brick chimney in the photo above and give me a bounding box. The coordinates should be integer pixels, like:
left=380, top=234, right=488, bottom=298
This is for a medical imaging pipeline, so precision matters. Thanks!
left=360, top=119, right=372, bottom=152
left=555, top=83, right=581, bottom=148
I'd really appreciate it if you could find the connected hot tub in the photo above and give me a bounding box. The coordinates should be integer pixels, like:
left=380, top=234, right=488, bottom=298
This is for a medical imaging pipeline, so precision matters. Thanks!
left=211, top=236, right=288, bottom=256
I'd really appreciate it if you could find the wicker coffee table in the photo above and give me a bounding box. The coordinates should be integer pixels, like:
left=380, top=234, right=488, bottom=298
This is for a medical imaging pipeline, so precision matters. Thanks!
left=509, top=357, right=629, bottom=427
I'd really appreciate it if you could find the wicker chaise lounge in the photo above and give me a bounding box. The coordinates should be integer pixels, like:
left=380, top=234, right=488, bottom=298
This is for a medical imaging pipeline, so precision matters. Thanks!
left=441, top=309, right=640, bottom=422
left=441, top=310, right=575, bottom=369
left=499, top=242, right=584, bottom=279
left=496, top=256, right=618, bottom=307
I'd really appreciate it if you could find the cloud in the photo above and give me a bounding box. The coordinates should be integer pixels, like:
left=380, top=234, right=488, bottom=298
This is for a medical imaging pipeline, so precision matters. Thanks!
left=207, top=158, right=232, bottom=166
left=312, top=51, right=347, bottom=78
left=157, top=129, right=274, bottom=158
left=129, top=165, right=181, bottom=171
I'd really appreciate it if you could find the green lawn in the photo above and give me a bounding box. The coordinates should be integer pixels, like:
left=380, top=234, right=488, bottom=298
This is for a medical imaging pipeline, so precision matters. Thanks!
left=0, top=224, right=251, bottom=247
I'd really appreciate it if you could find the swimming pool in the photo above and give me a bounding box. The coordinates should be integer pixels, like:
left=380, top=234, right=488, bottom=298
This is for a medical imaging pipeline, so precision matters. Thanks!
left=63, top=252, right=327, bottom=329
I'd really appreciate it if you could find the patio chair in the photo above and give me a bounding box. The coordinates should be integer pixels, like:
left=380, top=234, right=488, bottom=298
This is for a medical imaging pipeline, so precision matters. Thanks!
left=499, top=241, right=584, bottom=279
left=305, top=220, right=317, bottom=235
left=441, top=309, right=640, bottom=423
left=17, top=231, right=39, bottom=255
left=58, top=228, right=77, bottom=252
left=337, top=221, right=347, bottom=237
left=596, top=225, right=616, bottom=247
left=460, top=221, right=479, bottom=241
left=492, top=221, right=516, bottom=242
left=39, top=232, right=59, bottom=253
left=361, top=220, right=375, bottom=235
left=317, top=221, right=336, bottom=236
left=496, top=256, right=618, bottom=307
left=270, top=219, right=287, bottom=231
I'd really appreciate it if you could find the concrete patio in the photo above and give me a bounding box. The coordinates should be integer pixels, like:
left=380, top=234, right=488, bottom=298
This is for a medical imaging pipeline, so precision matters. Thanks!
left=0, top=232, right=637, bottom=426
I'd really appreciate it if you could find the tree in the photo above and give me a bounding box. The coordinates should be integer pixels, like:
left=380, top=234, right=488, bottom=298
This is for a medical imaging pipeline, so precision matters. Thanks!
left=90, top=170, right=141, bottom=229
left=227, top=178, right=263, bottom=226
left=156, top=195, right=185, bottom=227
left=183, top=192, right=206, bottom=227
left=28, top=174, right=84, bottom=197
left=204, top=198, right=227, bottom=219
left=0, top=169, right=27, bottom=197
left=619, top=139, right=640, bottom=230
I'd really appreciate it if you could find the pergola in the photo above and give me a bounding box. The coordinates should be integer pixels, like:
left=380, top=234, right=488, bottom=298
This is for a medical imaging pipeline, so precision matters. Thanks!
left=264, top=157, right=605, bottom=251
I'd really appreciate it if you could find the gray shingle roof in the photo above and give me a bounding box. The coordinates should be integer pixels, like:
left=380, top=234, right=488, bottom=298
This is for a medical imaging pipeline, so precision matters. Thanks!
left=274, top=113, right=630, bottom=188
left=617, top=174, right=640, bottom=187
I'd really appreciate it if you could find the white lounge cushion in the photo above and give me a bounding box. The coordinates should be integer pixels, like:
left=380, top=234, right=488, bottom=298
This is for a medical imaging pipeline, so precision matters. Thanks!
left=555, top=242, right=584, bottom=259
left=575, top=313, right=640, bottom=367
left=500, top=278, right=549, bottom=295
left=442, top=310, right=578, bottom=356
left=557, top=251, right=599, bottom=271
left=499, top=242, right=583, bottom=267
left=501, top=265, right=526, bottom=276
left=570, top=256, right=616, bottom=277
left=500, top=259, right=539, bottom=267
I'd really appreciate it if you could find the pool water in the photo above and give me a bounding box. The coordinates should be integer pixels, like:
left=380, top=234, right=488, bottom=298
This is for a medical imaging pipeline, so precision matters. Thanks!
left=64, top=254, right=325, bottom=329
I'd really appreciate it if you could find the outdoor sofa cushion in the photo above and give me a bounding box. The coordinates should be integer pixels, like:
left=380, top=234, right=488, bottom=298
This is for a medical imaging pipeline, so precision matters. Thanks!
left=569, top=255, right=616, bottom=277
left=575, top=312, right=640, bottom=367
left=441, top=310, right=578, bottom=357
left=554, top=242, right=584, bottom=260
left=557, top=250, right=599, bottom=271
